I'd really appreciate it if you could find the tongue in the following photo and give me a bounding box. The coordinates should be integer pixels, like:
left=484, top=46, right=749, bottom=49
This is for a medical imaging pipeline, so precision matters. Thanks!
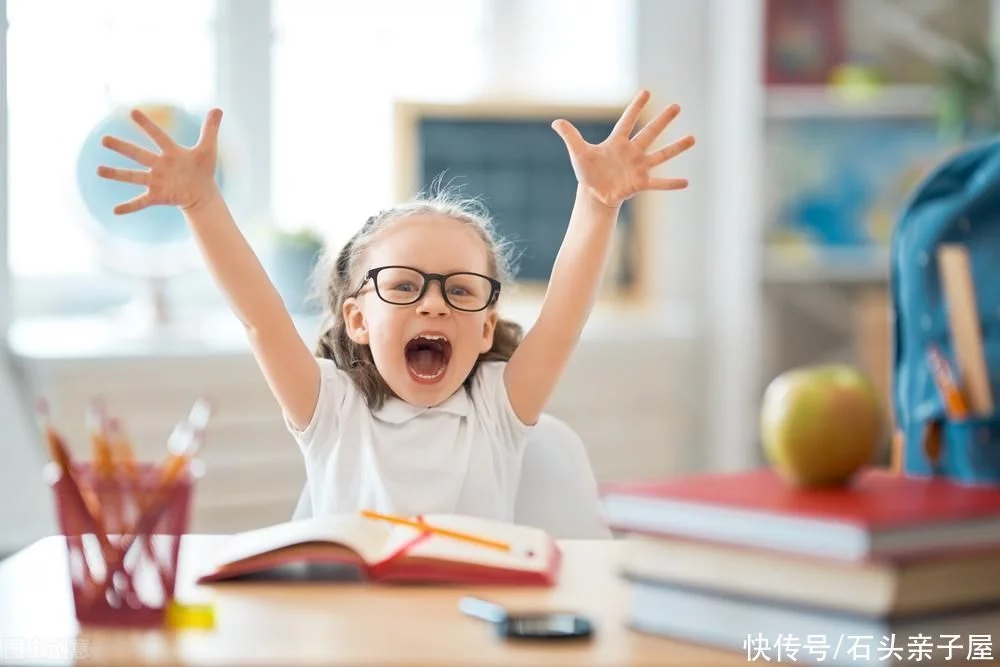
left=409, top=349, right=444, bottom=375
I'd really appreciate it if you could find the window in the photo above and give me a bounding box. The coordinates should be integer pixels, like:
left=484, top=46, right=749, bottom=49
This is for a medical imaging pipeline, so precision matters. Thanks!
left=270, top=0, right=489, bottom=252
left=5, top=0, right=638, bottom=320
left=271, top=0, right=636, bottom=254
left=6, top=0, right=217, bottom=280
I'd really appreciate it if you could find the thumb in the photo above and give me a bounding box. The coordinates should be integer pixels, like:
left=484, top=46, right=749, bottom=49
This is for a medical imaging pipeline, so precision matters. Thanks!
left=551, top=119, right=586, bottom=154
left=200, top=108, right=224, bottom=148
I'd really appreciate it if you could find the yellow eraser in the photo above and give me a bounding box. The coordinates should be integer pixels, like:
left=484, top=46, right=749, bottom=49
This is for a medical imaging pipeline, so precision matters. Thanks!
left=166, top=600, right=216, bottom=630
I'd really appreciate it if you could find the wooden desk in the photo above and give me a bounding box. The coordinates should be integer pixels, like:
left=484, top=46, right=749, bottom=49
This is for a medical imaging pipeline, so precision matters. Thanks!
left=0, top=535, right=743, bottom=666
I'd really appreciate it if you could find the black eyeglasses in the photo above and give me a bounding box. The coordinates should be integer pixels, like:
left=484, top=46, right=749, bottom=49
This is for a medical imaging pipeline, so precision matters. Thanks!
left=351, top=265, right=501, bottom=312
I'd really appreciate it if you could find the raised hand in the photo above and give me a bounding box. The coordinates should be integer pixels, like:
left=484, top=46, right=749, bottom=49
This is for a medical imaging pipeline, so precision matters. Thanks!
left=551, top=89, right=695, bottom=208
left=96, top=108, right=223, bottom=215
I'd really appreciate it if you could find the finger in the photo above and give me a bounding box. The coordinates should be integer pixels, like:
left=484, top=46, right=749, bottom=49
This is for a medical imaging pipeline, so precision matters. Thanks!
left=551, top=119, right=588, bottom=154
left=634, top=104, right=681, bottom=150
left=647, top=134, right=696, bottom=168
left=96, top=165, right=149, bottom=186
left=130, top=108, right=176, bottom=151
left=113, top=193, right=152, bottom=215
left=101, top=135, right=158, bottom=167
left=611, top=89, right=651, bottom=139
left=198, top=108, right=223, bottom=150
left=648, top=177, right=689, bottom=191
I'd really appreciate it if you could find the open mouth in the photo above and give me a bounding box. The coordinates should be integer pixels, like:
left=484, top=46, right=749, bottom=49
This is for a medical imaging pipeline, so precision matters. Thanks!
left=404, top=334, right=452, bottom=384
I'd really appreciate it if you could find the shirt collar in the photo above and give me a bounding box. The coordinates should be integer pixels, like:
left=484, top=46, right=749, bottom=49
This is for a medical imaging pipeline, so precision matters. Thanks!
left=373, top=386, right=472, bottom=424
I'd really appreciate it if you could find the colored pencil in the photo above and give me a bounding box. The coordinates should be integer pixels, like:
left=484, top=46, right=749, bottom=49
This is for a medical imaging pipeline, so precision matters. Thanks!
left=361, top=509, right=510, bottom=552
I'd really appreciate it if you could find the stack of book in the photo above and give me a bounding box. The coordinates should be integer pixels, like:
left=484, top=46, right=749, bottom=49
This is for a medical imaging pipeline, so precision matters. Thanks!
left=600, top=467, right=1000, bottom=666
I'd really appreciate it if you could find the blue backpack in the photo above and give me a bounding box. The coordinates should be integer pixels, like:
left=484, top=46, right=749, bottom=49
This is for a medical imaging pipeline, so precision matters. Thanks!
left=891, top=137, right=1000, bottom=486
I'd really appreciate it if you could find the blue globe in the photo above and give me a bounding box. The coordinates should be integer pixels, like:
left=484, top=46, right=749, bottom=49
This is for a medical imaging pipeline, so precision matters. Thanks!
left=76, top=104, right=224, bottom=248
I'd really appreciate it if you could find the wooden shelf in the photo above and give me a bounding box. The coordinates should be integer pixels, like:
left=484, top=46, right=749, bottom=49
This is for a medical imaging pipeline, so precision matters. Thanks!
left=765, top=84, right=941, bottom=120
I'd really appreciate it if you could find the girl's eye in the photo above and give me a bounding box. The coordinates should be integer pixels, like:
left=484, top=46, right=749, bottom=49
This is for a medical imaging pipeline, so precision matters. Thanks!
left=390, top=282, right=417, bottom=292
left=449, top=286, right=470, bottom=296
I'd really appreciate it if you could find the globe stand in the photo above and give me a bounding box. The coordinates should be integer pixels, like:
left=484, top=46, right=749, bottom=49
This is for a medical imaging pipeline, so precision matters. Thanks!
left=125, top=276, right=170, bottom=326
left=107, top=276, right=180, bottom=341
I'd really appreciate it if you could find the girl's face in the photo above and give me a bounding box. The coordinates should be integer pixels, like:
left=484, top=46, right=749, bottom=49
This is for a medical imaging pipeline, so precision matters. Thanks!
left=342, top=214, right=500, bottom=408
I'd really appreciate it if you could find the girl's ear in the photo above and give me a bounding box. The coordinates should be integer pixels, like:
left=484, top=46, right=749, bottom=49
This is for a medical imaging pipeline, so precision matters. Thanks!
left=342, top=298, right=369, bottom=345
left=479, top=309, right=498, bottom=353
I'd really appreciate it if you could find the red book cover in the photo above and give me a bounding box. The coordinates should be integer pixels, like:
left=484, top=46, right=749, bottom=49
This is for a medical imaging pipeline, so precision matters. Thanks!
left=601, top=467, right=1000, bottom=561
left=602, top=467, right=1000, bottom=530
left=195, top=513, right=561, bottom=586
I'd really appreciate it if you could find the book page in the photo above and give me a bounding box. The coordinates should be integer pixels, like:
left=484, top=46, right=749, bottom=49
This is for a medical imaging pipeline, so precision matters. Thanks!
left=208, top=515, right=394, bottom=571
left=378, top=515, right=555, bottom=572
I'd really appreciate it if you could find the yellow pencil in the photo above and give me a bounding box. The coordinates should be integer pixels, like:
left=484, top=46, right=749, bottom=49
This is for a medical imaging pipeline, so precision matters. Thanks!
left=361, top=509, right=510, bottom=552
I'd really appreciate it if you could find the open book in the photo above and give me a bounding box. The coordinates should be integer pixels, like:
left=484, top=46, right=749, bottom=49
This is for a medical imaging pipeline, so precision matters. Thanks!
left=196, top=513, right=562, bottom=586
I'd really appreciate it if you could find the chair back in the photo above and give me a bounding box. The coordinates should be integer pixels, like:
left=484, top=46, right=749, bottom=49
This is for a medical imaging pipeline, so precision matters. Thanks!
left=513, top=413, right=612, bottom=538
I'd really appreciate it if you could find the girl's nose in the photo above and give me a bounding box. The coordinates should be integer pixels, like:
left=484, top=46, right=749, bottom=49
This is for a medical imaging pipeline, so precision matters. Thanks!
left=416, top=281, right=450, bottom=316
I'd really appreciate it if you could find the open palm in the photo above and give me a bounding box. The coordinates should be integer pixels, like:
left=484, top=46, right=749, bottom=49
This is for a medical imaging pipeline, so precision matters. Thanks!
left=96, top=108, right=223, bottom=215
left=552, top=90, right=695, bottom=208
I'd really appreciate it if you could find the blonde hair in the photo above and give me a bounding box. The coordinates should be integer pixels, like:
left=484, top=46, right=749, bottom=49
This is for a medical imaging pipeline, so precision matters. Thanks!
left=311, top=190, right=523, bottom=410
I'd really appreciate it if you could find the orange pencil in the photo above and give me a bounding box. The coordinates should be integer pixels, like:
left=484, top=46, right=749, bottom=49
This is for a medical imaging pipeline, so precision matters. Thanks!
left=37, top=400, right=123, bottom=603
left=927, top=345, right=970, bottom=419
left=37, top=401, right=108, bottom=541
left=87, top=402, right=122, bottom=528
left=106, top=417, right=139, bottom=501
left=107, top=399, right=212, bottom=577
left=88, top=401, right=114, bottom=476
left=107, top=417, right=137, bottom=475
left=361, top=509, right=510, bottom=552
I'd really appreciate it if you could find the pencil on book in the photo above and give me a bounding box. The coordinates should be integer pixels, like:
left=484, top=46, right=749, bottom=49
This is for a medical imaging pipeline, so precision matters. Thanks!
left=361, top=509, right=510, bottom=552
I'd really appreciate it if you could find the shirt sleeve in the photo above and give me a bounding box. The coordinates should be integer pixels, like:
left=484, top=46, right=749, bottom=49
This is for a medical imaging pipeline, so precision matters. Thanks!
left=469, top=360, right=536, bottom=449
left=284, top=357, right=352, bottom=456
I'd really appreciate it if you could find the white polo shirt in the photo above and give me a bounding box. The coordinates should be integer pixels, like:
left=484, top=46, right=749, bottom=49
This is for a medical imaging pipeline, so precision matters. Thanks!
left=286, top=359, right=534, bottom=522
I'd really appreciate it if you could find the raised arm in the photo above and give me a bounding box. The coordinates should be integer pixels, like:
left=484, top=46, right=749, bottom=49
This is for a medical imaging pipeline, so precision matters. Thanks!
left=97, top=109, right=321, bottom=429
left=504, top=90, right=695, bottom=425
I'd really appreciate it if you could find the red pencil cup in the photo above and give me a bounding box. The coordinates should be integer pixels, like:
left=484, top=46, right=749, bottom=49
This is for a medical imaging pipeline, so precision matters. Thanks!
left=48, top=461, right=195, bottom=628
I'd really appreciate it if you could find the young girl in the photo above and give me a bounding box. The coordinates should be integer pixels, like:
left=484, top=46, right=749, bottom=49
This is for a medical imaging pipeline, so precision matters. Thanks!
left=96, top=89, right=694, bottom=522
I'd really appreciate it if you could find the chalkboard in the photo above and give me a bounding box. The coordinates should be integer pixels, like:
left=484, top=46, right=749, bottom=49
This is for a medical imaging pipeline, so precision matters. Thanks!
left=394, top=103, right=645, bottom=297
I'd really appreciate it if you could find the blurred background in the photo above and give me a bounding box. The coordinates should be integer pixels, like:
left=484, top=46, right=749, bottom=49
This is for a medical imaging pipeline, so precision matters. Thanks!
left=2, top=0, right=997, bottom=555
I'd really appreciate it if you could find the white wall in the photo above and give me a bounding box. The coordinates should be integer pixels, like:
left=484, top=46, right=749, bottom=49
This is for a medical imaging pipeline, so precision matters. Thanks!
left=635, top=0, right=712, bottom=472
